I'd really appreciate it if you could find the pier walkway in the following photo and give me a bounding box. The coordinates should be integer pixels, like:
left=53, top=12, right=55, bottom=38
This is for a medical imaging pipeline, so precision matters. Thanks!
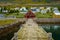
left=11, top=19, right=53, bottom=40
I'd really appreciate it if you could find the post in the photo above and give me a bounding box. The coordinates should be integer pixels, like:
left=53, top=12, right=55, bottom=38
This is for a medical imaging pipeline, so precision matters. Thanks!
left=48, top=32, right=52, bottom=40
left=11, top=32, right=18, bottom=40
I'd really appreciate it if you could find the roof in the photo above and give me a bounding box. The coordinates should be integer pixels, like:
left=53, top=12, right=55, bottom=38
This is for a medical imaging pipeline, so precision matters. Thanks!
left=25, top=10, right=35, bottom=18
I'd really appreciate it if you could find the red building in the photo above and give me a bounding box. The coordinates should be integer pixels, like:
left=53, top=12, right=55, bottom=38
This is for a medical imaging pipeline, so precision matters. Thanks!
left=25, top=10, right=35, bottom=18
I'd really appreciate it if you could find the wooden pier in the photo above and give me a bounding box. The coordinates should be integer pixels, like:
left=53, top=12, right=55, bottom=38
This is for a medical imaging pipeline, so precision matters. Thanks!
left=11, top=19, right=53, bottom=40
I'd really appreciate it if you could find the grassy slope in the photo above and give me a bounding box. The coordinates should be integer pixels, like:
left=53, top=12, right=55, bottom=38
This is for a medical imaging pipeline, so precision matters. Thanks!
left=4, top=12, right=53, bottom=18
left=5, top=13, right=25, bottom=18
left=0, top=0, right=57, bottom=4
left=35, top=12, right=53, bottom=18
left=0, top=19, right=16, bottom=26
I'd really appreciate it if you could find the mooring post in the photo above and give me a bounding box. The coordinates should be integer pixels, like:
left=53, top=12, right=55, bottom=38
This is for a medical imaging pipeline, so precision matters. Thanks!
left=11, top=32, right=18, bottom=40
left=48, top=32, right=52, bottom=40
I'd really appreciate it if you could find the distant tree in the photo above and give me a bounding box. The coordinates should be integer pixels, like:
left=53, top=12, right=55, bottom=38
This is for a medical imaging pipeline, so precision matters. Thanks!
left=3, top=6, right=8, bottom=10
left=58, top=6, right=60, bottom=11
left=9, top=10, right=15, bottom=13
left=0, top=8, right=2, bottom=13
left=14, top=10, right=19, bottom=15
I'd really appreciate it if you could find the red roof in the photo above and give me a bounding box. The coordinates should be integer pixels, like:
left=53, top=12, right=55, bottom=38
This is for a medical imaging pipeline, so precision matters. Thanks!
left=25, top=10, right=35, bottom=18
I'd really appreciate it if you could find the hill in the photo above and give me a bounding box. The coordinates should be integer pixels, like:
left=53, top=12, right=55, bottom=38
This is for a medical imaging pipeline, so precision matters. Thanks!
left=0, top=0, right=60, bottom=4
left=0, top=0, right=60, bottom=7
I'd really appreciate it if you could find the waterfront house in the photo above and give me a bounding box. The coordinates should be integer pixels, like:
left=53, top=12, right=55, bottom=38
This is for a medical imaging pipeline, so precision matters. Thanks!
left=53, top=7, right=60, bottom=15
left=20, top=7, right=28, bottom=13
left=14, top=7, right=20, bottom=10
left=41, top=9, right=47, bottom=14
left=24, top=10, right=35, bottom=18
left=53, top=7, right=60, bottom=18
left=46, top=7, right=51, bottom=12
left=2, top=10, right=8, bottom=13
left=39, top=7, right=45, bottom=10
left=31, top=7, right=40, bottom=13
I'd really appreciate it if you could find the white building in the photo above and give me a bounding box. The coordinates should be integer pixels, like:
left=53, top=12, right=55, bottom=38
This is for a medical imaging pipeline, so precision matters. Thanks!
left=20, top=7, right=28, bottom=13
left=14, top=7, right=20, bottom=10
left=39, top=7, right=45, bottom=10
left=46, top=7, right=51, bottom=12
left=36, top=8, right=40, bottom=12
left=31, top=7, right=40, bottom=13
left=2, top=10, right=8, bottom=13
left=41, top=9, right=47, bottom=14
left=53, top=7, right=60, bottom=15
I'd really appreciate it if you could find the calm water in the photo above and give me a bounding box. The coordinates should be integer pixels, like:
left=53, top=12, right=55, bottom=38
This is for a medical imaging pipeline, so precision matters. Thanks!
left=39, top=24, right=60, bottom=40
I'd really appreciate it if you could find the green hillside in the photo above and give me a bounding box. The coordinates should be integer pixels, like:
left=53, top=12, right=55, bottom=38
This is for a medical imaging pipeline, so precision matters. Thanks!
left=0, top=0, right=14, bottom=2
left=0, top=0, right=60, bottom=4
left=0, top=0, right=60, bottom=7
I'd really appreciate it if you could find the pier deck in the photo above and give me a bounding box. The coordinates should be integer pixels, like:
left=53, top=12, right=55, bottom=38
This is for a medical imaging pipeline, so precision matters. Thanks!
left=12, top=19, right=53, bottom=40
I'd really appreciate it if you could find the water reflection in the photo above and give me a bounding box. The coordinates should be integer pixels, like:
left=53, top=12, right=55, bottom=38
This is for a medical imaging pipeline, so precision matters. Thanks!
left=39, top=24, right=60, bottom=40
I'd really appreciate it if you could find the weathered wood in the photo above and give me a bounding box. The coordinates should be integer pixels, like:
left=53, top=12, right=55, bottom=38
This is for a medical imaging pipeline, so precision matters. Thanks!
left=12, top=19, right=53, bottom=40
